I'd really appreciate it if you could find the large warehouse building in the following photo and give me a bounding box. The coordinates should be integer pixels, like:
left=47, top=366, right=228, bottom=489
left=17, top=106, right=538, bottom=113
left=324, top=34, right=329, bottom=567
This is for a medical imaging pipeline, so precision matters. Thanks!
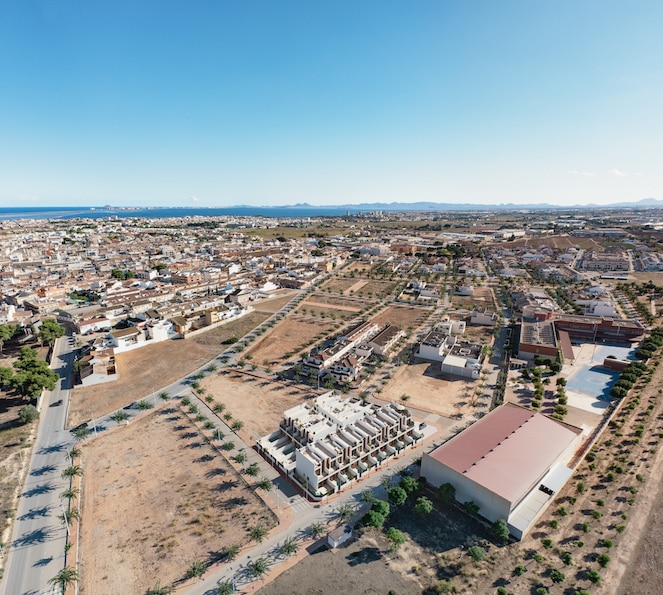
left=421, top=403, right=586, bottom=539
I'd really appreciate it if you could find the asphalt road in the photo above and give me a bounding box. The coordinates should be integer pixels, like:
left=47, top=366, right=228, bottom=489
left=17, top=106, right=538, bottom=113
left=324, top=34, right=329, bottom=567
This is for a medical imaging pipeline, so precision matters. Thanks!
left=1, top=337, right=77, bottom=595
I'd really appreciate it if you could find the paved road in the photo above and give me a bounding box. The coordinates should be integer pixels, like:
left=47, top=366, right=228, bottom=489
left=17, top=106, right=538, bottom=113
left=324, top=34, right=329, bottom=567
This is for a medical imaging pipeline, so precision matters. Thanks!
left=1, top=337, right=77, bottom=595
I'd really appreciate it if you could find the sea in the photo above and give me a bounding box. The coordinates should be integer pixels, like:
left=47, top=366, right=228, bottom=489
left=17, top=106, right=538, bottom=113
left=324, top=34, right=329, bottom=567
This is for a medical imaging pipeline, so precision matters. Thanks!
left=0, top=206, right=365, bottom=221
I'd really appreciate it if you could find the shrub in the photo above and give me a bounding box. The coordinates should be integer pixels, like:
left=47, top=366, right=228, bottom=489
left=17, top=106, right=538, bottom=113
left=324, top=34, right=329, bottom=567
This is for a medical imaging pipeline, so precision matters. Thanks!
left=18, top=405, right=39, bottom=424
left=586, top=569, right=601, bottom=584
left=601, top=539, right=614, bottom=549
left=513, top=565, right=526, bottom=576
left=541, top=538, right=553, bottom=549
left=597, top=553, right=611, bottom=568
left=549, top=569, right=565, bottom=583
left=467, top=545, right=486, bottom=562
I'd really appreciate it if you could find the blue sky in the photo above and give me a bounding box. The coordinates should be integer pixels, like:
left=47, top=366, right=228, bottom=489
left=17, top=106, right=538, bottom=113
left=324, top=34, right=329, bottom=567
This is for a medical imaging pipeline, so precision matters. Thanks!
left=1, top=1, right=661, bottom=207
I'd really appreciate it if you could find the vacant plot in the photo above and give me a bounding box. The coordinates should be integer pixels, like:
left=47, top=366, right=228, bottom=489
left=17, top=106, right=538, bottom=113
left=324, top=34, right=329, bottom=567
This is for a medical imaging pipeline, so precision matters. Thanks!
left=451, top=286, right=496, bottom=310
left=201, top=370, right=315, bottom=441
left=191, top=310, right=272, bottom=347
left=79, top=406, right=276, bottom=595
left=302, top=292, right=367, bottom=310
left=67, top=339, right=220, bottom=428
left=378, top=361, right=480, bottom=418
left=371, top=305, right=430, bottom=330
left=320, top=277, right=362, bottom=294
left=247, top=316, right=337, bottom=365
left=359, top=280, right=397, bottom=299
left=506, top=235, right=603, bottom=250
left=251, top=290, right=300, bottom=313
left=68, top=313, right=272, bottom=428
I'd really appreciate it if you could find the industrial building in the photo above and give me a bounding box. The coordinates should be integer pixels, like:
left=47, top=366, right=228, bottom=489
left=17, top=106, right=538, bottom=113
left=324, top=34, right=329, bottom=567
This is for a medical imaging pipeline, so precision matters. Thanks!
left=421, top=403, right=585, bottom=539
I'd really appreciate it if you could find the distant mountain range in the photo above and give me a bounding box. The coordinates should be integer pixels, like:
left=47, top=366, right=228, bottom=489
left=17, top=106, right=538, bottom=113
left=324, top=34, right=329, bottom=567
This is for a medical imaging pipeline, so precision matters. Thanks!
left=276, top=198, right=663, bottom=212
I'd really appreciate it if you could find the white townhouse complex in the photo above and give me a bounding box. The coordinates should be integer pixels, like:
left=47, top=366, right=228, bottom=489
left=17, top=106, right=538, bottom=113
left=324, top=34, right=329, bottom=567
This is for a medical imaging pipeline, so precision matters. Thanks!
left=258, top=391, right=424, bottom=500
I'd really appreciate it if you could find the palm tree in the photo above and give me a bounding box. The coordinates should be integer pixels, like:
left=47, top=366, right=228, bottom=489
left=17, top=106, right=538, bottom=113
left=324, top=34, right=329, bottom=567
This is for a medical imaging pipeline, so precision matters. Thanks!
left=280, top=536, right=299, bottom=557
left=234, top=452, right=247, bottom=465
left=231, top=420, right=244, bottom=431
left=257, top=477, right=273, bottom=491
left=223, top=543, right=240, bottom=561
left=158, top=391, right=170, bottom=401
left=245, top=463, right=259, bottom=477
left=213, top=402, right=225, bottom=413
left=248, top=557, right=270, bottom=581
left=185, top=559, right=206, bottom=581
left=336, top=503, right=354, bottom=522
left=249, top=524, right=267, bottom=543
left=309, top=521, right=326, bottom=538
left=73, top=426, right=91, bottom=441
left=59, top=507, right=81, bottom=525
left=48, top=566, right=79, bottom=594
left=148, top=581, right=173, bottom=595
left=215, top=581, right=234, bottom=595
left=65, top=446, right=81, bottom=462
left=59, top=487, right=80, bottom=501
left=110, top=410, right=129, bottom=422
left=62, top=465, right=83, bottom=479
left=213, top=428, right=225, bottom=441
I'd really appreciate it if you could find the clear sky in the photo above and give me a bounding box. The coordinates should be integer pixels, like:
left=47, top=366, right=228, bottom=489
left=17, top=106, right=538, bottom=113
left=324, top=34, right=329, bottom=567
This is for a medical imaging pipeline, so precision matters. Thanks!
left=1, top=1, right=662, bottom=207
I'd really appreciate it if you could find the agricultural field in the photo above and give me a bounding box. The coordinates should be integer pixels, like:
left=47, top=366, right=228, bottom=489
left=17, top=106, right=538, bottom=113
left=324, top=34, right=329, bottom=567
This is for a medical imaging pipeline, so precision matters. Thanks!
left=246, top=316, right=337, bottom=365
left=79, top=406, right=276, bottom=594
left=200, top=370, right=316, bottom=442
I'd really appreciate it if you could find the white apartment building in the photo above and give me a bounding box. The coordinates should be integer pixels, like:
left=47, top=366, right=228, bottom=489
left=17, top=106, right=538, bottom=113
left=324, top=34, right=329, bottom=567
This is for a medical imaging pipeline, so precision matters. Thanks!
left=258, top=392, right=424, bottom=500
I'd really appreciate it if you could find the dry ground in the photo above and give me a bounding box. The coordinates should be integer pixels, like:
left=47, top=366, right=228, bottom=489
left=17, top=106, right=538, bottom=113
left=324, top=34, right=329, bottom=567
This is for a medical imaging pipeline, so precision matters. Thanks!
left=505, top=235, right=603, bottom=250
left=377, top=361, right=479, bottom=418
left=356, top=280, right=397, bottom=299
left=68, top=312, right=271, bottom=427
left=370, top=306, right=431, bottom=331
left=320, top=278, right=362, bottom=294
left=201, top=370, right=316, bottom=442
left=628, top=271, right=663, bottom=285
left=246, top=317, right=337, bottom=366
left=251, top=290, right=300, bottom=313
left=79, top=405, right=276, bottom=595
left=451, top=286, right=496, bottom=310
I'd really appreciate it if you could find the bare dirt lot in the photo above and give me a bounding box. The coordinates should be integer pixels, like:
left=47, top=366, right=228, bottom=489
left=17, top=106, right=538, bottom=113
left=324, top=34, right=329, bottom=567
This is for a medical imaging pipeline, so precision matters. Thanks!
left=378, top=361, right=478, bottom=418
left=79, top=405, right=276, bottom=595
left=201, top=370, right=316, bottom=442
left=507, top=235, right=603, bottom=250
left=68, top=312, right=271, bottom=428
left=320, top=277, right=362, bottom=294
left=252, top=290, right=299, bottom=313
left=247, top=317, right=337, bottom=365
left=357, top=280, right=397, bottom=299
left=451, top=286, right=496, bottom=310
left=371, top=306, right=431, bottom=331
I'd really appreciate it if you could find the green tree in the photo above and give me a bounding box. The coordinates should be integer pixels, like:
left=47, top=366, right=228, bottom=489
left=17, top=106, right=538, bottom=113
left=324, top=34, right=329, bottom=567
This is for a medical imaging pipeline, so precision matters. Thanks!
left=48, top=567, right=79, bottom=594
left=492, top=519, right=510, bottom=541
left=550, top=569, right=565, bottom=583
left=11, top=347, right=59, bottom=400
left=0, top=323, right=17, bottom=355
left=415, top=496, right=433, bottom=515
left=388, top=486, right=408, bottom=506
left=39, top=319, right=65, bottom=347
left=386, top=527, right=407, bottom=550
left=399, top=475, right=418, bottom=495
left=362, top=509, right=387, bottom=528
left=18, top=404, right=39, bottom=424
left=467, top=545, right=486, bottom=562
left=438, top=482, right=456, bottom=505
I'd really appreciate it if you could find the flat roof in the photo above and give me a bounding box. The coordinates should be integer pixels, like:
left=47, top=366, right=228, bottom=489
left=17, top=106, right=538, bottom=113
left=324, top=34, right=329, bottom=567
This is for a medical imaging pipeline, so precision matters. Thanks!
left=428, top=403, right=581, bottom=505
